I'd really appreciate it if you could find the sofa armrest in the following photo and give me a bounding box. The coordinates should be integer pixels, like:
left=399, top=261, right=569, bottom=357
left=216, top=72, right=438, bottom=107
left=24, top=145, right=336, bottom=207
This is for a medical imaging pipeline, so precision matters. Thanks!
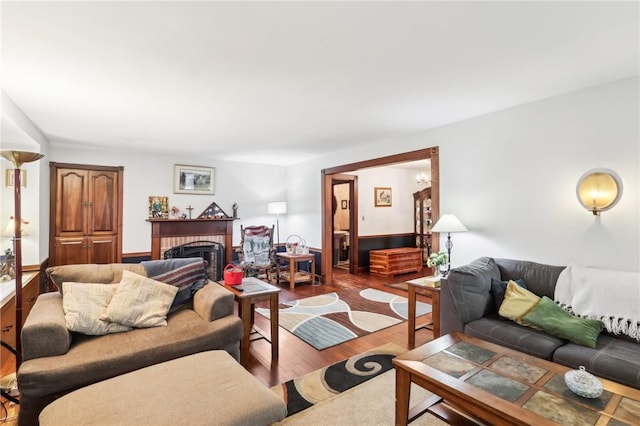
left=21, top=292, right=72, bottom=361
left=193, top=282, right=234, bottom=321
left=440, top=257, right=500, bottom=336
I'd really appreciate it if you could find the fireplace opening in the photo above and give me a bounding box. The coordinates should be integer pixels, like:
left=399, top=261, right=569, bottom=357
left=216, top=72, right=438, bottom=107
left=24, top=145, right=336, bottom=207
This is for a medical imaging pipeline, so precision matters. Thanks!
left=164, top=240, right=225, bottom=281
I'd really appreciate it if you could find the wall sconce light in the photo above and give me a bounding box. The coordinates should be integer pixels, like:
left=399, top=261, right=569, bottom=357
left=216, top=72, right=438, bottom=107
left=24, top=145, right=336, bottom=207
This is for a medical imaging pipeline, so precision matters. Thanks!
left=416, top=172, right=430, bottom=185
left=576, top=168, right=623, bottom=216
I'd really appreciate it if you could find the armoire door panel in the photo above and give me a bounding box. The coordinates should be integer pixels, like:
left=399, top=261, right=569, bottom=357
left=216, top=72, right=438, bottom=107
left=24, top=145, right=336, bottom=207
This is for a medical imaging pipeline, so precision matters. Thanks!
left=56, top=169, right=88, bottom=235
left=88, top=171, right=118, bottom=234
left=88, top=236, right=117, bottom=264
left=53, top=237, right=87, bottom=266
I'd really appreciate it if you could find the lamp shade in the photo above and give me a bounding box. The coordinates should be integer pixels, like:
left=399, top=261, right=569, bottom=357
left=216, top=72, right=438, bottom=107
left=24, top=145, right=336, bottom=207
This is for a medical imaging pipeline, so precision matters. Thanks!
left=267, top=201, right=287, bottom=215
left=431, top=214, right=467, bottom=233
left=3, top=217, right=29, bottom=237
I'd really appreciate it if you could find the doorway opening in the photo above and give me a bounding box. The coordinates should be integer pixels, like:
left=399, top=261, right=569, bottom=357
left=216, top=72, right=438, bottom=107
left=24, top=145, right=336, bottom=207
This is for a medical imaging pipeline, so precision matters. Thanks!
left=331, top=174, right=357, bottom=274
left=321, top=147, right=440, bottom=286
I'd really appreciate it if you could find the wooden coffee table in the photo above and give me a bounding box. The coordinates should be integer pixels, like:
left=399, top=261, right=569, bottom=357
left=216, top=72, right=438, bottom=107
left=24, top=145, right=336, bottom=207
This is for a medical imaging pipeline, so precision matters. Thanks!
left=393, top=332, right=640, bottom=426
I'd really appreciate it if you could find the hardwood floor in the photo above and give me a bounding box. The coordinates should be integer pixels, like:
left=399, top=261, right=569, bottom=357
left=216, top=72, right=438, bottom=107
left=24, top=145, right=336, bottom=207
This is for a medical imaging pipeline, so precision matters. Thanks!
left=0, top=268, right=435, bottom=424
left=247, top=267, right=436, bottom=387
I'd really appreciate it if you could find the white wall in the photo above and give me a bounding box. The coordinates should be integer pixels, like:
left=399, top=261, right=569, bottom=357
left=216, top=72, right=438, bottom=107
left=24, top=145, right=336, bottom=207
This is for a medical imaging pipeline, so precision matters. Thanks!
left=48, top=145, right=287, bottom=251
left=1, top=91, right=50, bottom=265
left=355, top=167, right=420, bottom=236
left=287, top=77, right=639, bottom=272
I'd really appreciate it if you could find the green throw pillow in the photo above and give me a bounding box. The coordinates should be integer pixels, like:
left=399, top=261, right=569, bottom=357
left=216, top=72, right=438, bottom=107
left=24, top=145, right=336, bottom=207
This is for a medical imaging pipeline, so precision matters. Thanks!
left=523, top=296, right=603, bottom=348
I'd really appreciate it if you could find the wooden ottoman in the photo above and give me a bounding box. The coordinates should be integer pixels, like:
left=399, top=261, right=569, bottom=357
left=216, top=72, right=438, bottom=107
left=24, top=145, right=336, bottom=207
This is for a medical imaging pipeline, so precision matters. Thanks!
left=39, top=351, right=287, bottom=426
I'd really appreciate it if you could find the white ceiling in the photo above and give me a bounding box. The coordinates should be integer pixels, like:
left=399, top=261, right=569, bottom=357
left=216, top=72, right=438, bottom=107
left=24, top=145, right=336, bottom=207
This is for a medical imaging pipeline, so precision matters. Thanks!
left=1, top=1, right=638, bottom=165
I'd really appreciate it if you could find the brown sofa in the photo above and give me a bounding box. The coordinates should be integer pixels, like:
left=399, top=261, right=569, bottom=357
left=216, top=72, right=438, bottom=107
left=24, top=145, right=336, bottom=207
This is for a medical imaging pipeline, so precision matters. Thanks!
left=17, top=263, right=243, bottom=426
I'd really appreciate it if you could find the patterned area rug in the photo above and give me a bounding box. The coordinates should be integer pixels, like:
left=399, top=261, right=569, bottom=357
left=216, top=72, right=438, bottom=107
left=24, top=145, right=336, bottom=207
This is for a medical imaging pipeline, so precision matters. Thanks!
left=256, top=288, right=431, bottom=350
left=270, top=342, right=406, bottom=418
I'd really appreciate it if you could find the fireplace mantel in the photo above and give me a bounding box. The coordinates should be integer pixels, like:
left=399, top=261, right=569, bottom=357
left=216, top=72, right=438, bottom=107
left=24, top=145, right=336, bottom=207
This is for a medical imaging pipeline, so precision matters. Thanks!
left=148, top=218, right=234, bottom=264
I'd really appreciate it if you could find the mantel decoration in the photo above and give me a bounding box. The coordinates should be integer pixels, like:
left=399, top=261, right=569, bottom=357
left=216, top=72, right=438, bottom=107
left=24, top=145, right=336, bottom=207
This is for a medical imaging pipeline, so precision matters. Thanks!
left=1, top=149, right=45, bottom=366
left=148, top=196, right=169, bottom=219
left=174, top=164, right=215, bottom=195
left=198, top=202, right=230, bottom=219
left=374, top=187, right=392, bottom=207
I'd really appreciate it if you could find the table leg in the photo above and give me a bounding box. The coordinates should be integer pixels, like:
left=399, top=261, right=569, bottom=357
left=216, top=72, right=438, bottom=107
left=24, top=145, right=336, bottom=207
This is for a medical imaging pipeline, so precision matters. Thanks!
left=276, top=258, right=281, bottom=284
left=270, top=292, right=279, bottom=360
left=432, top=290, right=440, bottom=338
left=395, top=367, right=411, bottom=426
left=310, top=258, right=315, bottom=285
left=289, top=258, right=295, bottom=289
left=240, top=299, right=252, bottom=367
left=408, top=285, right=416, bottom=349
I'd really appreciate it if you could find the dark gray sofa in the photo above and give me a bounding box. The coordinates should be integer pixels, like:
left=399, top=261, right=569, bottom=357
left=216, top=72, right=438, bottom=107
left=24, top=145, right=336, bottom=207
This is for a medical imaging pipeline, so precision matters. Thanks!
left=440, top=257, right=640, bottom=389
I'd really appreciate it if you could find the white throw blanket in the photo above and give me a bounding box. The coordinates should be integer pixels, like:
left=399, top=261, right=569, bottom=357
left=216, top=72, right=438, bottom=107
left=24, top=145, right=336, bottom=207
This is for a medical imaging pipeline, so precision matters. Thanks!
left=555, top=264, right=640, bottom=341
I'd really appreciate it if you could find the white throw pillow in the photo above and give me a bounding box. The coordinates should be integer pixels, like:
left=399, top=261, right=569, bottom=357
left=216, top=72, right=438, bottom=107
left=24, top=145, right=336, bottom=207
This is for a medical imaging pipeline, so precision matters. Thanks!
left=102, top=270, right=178, bottom=328
left=62, top=282, right=132, bottom=335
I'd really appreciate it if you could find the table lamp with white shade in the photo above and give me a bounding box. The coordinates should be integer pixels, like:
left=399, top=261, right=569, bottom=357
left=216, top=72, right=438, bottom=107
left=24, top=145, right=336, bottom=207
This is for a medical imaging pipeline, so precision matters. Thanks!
left=431, top=213, right=467, bottom=277
left=267, top=201, right=287, bottom=250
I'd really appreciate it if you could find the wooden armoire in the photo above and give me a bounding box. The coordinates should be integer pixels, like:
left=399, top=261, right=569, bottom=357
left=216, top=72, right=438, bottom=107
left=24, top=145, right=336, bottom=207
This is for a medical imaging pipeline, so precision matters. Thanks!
left=49, top=162, right=123, bottom=266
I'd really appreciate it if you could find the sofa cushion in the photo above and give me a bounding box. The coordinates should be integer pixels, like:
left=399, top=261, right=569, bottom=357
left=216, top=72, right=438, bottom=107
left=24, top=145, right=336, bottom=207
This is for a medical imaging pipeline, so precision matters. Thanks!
left=62, top=282, right=131, bottom=335
left=490, top=278, right=526, bottom=310
left=553, top=334, right=640, bottom=390
left=498, top=281, right=540, bottom=326
left=47, top=263, right=147, bottom=294
left=102, top=270, right=178, bottom=328
left=495, top=258, right=565, bottom=299
left=464, top=316, right=566, bottom=360
left=523, top=296, right=603, bottom=348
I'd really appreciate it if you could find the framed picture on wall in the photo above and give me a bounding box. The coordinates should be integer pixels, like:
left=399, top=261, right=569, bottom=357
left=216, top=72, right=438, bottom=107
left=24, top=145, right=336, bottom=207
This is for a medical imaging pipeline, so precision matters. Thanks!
left=374, top=187, right=392, bottom=207
left=341, top=200, right=348, bottom=209
left=173, top=164, right=215, bottom=195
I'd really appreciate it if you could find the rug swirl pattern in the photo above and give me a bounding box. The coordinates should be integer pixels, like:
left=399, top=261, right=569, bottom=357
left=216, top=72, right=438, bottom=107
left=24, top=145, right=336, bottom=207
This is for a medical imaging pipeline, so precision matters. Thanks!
left=256, top=288, right=431, bottom=350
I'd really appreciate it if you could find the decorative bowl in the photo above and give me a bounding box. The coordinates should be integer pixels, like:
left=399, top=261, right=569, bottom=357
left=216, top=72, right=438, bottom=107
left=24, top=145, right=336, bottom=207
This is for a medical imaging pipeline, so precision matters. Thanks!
left=564, top=366, right=603, bottom=398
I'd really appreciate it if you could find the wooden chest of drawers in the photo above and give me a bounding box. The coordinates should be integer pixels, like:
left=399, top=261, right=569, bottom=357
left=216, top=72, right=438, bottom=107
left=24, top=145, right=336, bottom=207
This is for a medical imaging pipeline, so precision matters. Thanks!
left=369, top=247, right=422, bottom=276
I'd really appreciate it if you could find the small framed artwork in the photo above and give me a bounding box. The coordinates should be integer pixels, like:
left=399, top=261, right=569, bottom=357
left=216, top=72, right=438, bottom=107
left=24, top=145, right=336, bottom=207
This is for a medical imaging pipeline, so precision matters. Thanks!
left=341, top=200, right=348, bottom=209
left=5, top=169, right=27, bottom=188
left=374, top=187, right=392, bottom=207
left=173, top=164, right=215, bottom=195
left=148, top=196, right=169, bottom=219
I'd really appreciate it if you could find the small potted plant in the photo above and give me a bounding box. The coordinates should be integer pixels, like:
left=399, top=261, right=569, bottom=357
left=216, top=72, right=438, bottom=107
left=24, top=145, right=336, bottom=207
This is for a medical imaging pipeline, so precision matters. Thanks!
left=427, top=251, right=449, bottom=277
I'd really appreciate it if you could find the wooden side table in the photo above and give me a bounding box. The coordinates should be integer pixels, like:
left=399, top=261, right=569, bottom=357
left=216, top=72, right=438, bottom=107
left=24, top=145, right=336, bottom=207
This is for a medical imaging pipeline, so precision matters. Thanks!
left=219, top=278, right=280, bottom=367
left=407, top=277, right=440, bottom=348
left=276, top=252, right=315, bottom=289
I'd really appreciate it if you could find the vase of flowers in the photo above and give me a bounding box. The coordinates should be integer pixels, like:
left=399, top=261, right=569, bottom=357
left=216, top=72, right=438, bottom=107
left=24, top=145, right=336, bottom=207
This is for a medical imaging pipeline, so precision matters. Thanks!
left=427, top=251, right=449, bottom=277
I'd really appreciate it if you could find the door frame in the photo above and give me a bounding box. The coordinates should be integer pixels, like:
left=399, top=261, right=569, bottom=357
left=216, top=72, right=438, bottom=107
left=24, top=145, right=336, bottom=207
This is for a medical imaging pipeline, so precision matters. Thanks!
left=321, top=147, right=439, bottom=286
left=331, top=174, right=358, bottom=274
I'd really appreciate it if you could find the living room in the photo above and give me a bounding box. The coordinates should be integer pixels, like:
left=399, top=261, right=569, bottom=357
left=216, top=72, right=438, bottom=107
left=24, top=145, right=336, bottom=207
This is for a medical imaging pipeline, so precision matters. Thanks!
left=1, top=1, right=639, bottom=425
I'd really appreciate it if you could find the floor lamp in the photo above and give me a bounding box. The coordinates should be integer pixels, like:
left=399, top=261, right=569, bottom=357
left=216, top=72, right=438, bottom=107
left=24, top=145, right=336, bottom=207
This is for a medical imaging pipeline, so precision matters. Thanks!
left=267, top=201, right=287, bottom=250
left=1, top=150, right=45, bottom=368
left=430, top=213, right=467, bottom=277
